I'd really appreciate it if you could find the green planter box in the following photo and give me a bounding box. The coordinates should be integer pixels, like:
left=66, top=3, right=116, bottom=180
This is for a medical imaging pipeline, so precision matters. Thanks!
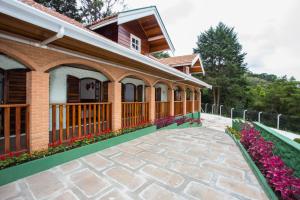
left=0, top=125, right=156, bottom=186
left=158, top=123, right=178, bottom=130
left=225, top=130, right=277, bottom=200
left=177, top=122, right=191, bottom=128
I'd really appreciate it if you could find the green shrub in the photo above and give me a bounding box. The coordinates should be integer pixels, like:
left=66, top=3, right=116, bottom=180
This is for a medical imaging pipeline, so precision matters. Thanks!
left=226, top=126, right=241, bottom=140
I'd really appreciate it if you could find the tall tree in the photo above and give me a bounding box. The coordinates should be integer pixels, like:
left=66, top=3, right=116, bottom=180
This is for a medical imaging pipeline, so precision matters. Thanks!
left=81, top=0, right=125, bottom=24
left=194, top=22, right=247, bottom=107
left=152, top=51, right=170, bottom=59
left=34, top=0, right=81, bottom=22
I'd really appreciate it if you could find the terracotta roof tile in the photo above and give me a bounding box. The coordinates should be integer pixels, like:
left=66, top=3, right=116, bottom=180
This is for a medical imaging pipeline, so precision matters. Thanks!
left=87, top=14, right=118, bottom=28
left=159, top=54, right=198, bottom=66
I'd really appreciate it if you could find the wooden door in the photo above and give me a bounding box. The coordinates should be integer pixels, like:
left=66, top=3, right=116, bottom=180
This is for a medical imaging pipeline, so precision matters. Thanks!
left=67, top=75, right=80, bottom=103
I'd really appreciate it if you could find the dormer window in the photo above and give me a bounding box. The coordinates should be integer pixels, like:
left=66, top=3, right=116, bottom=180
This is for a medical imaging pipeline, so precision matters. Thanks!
left=130, top=34, right=141, bottom=52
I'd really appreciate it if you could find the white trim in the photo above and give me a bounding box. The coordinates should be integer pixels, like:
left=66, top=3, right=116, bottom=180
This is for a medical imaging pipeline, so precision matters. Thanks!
left=191, top=54, right=205, bottom=76
left=0, top=0, right=211, bottom=89
left=117, top=6, right=175, bottom=53
left=130, top=34, right=141, bottom=53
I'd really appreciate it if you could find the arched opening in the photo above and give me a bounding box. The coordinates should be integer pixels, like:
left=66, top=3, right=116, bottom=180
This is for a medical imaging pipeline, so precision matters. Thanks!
left=49, top=66, right=111, bottom=146
left=186, top=88, right=193, bottom=113
left=174, top=86, right=183, bottom=116
left=120, top=76, right=149, bottom=128
left=154, top=82, right=170, bottom=119
left=0, top=54, right=30, bottom=155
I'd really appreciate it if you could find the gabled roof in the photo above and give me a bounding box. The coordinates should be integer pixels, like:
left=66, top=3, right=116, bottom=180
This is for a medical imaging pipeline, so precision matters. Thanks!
left=88, top=6, right=175, bottom=53
left=160, top=54, right=205, bottom=74
left=0, top=0, right=211, bottom=89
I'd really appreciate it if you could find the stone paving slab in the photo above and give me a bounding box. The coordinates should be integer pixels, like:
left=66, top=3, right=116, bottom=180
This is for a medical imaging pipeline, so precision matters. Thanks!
left=0, top=127, right=268, bottom=200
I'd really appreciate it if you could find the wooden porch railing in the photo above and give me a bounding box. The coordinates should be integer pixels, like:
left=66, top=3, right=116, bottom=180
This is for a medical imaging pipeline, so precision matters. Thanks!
left=194, top=100, right=200, bottom=112
left=50, top=102, right=111, bottom=145
left=0, top=104, right=29, bottom=156
left=186, top=100, right=193, bottom=113
left=174, top=101, right=183, bottom=116
left=155, top=101, right=170, bottom=119
left=122, top=102, right=149, bottom=128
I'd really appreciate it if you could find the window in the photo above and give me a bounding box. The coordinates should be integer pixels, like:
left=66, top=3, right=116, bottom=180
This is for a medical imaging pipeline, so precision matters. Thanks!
left=130, top=34, right=141, bottom=52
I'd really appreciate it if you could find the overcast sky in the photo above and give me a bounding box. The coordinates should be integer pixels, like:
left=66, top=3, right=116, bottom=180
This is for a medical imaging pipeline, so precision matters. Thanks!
left=125, top=0, right=300, bottom=80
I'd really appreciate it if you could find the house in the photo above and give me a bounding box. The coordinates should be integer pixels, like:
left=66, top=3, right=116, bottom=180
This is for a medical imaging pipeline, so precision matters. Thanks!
left=0, top=0, right=211, bottom=156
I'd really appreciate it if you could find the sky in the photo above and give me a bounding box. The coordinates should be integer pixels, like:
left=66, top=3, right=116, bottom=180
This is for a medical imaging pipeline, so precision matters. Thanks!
left=125, top=0, right=300, bottom=80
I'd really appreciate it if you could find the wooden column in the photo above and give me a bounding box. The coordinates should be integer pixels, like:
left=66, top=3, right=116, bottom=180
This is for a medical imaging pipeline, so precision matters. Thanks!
left=146, top=86, right=155, bottom=122
left=169, top=88, right=174, bottom=116
left=26, top=71, right=49, bottom=152
left=182, top=89, right=187, bottom=115
left=199, top=89, right=202, bottom=112
left=108, top=81, right=121, bottom=131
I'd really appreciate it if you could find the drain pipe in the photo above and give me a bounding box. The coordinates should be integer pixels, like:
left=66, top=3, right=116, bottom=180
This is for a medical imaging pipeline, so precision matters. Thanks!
left=277, top=114, right=282, bottom=129
left=41, top=26, right=64, bottom=45
left=219, top=105, right=223, bottom=116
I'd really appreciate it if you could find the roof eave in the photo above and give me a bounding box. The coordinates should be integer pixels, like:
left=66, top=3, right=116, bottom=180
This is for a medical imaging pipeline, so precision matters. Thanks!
left=0, top=0, right=210, bottom=88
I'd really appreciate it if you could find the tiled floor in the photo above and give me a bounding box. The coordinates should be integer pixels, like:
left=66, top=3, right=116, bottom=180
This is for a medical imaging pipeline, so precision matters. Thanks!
left=0, top=127, right=268, bottom=200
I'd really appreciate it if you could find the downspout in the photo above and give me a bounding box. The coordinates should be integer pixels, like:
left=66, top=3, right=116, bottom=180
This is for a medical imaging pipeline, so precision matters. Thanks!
left=41, top=26, right=64, bottom=46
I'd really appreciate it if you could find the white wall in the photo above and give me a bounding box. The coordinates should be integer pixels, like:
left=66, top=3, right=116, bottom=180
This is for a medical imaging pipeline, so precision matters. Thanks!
left=155, top=83, right=168, bottom=102
left=49, top=66, right=108, bottom=104
left=0, top=54, right=26, bottom=70
left=80, top=79, right=96, bottom=100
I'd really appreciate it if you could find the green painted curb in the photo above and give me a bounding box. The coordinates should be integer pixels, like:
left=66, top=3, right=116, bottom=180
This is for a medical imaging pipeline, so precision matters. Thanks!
left=225, top=130, right=278, bottom=200
left=177, top=122, right=191, bottom=128
left=158, top=123, right=178, bottom=130
left=0, top=125, right=156, bottom=186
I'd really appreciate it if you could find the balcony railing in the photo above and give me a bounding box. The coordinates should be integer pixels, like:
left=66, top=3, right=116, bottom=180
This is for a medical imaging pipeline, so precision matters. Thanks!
left=50, top=102, right=111, bottom=145
left=174, top=101, right=183, bottom=116
left=0, top=104, right=29, bottom=156
left=122, top=102, right=149, bottom=128
left=186, top=100, right=193, bottom=113
left=155, top=101, right=170, bottom=119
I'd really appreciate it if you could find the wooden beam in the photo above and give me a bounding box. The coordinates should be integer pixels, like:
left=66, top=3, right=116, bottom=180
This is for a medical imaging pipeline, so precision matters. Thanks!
left=148, top=35, right=164, bottom=42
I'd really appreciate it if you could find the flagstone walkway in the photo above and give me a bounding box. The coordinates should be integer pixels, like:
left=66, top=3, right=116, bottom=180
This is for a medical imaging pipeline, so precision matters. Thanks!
left=0, top=127, right=268, bottom=200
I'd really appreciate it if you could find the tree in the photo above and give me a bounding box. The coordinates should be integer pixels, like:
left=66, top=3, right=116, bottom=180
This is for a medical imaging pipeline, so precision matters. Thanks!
left=81, top=0, right=126, bottom=24
left=34, top=0, right=81, bottom=22
left=152, top=51, right=170, bottom=59
left=193, top=22, right=247, bottom=107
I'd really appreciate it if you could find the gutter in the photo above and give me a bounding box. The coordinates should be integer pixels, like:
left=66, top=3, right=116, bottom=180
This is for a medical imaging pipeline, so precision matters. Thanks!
left=0, top=0, right=211, bottom=89
left=41, top=26, right=64, bottom=45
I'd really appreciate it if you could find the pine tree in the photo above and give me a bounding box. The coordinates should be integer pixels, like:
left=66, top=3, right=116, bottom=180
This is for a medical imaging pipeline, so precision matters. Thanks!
left=194, top=22, right=247, bottom=107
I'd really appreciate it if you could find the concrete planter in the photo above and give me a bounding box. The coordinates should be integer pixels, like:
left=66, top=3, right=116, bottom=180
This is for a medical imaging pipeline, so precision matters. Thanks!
left=0, top=125, right=156, bottom=186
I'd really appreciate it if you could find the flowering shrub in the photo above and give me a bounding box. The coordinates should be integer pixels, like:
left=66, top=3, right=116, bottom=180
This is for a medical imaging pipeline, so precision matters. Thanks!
left=155, top=116, right=175, bottom=129
left=174, top=116, right=189, bottom=125
left=0, top=123, right=152, bottom=170
left=241, top=127, right=300, bottom=200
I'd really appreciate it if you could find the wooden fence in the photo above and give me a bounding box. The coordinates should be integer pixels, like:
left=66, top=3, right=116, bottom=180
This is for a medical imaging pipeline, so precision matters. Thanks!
left=174, top=101, right=183, bottom=116
left=50, top=102, right=111, bottom=145
left=122, top=102, right=149, bottom=128
left=155, top=101, right=170, bottom=119
left=0, top=104, right=29, bottom=156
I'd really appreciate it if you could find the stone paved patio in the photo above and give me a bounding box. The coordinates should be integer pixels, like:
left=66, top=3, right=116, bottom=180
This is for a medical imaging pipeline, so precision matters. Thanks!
left=0, top=127, right=268, bottom=200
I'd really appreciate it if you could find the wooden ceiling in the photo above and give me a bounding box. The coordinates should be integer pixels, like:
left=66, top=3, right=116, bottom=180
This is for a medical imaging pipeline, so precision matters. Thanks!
left=137, top=15, right=170, bottom=53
